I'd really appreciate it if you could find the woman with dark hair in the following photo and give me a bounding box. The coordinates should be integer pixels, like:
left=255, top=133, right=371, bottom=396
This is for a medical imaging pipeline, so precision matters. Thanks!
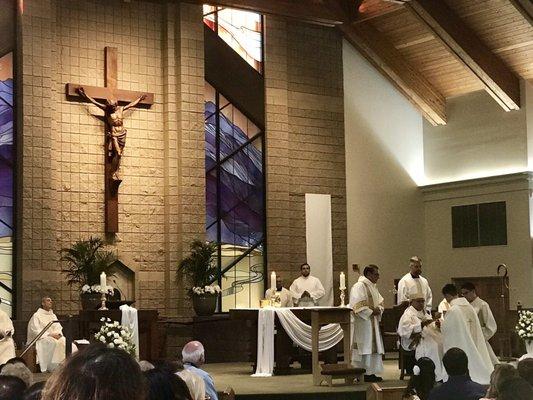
left=481, top=364, right=518, bottom=399
left=23, top=381, right=45, bottom=400
left=403, top=357, right=437, bottom=400
left=144, top=368, right=193, bottom=400
left=498, top=377, right=533, bottom=400
left=41, top=343, right=147, bottom=400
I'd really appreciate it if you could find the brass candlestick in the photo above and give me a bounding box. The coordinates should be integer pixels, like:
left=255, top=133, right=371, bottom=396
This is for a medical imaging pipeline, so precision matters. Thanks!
left=99, top=292, right=108, bottom=311
left=340, top=288, right=346, bottom=307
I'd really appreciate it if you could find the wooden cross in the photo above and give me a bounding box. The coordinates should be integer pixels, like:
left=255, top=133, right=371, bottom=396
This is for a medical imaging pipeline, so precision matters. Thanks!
left=66, top=47, right=154, bottom=234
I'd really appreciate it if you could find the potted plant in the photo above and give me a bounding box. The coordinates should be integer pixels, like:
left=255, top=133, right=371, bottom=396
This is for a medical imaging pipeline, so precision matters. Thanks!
left=517, top=310, right=533, bottom=359
left=177, top=240, right=221, bottom=316
left=60, top=237, right=117, bottom=310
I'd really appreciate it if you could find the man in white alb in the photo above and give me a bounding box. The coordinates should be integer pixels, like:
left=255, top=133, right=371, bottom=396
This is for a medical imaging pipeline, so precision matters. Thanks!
left=397, top=256, right=432, bottom=314
left=289, top=263, right=325, bottom=307
left=397, top=291, right=445, bottom=381
left=27, top=297, right=67, bottom=372
left=265, top=275, right=293, bottom=307
left=0, top=306, right=15, bottom=364
left=460, top=282, right=499, bottom=365
left=440, top=284, right=493, bottom=385
left=349, top=264, right=384, bottom=382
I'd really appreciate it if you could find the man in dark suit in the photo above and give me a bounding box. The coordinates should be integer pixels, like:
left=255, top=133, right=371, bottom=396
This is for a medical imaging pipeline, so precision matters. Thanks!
left=429, top=348, right=486, bottom=400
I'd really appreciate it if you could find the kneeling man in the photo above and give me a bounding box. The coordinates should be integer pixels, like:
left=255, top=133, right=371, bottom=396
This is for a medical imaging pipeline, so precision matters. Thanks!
left=397, top=292, right=444, bottom=381
left=27, top=297, right=67, bottom=372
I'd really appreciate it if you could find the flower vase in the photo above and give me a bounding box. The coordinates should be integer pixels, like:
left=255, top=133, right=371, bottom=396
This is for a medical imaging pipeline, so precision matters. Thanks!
left=192, top=293, right=217, bottom=316
left=80, top=292, right=102, bottom=310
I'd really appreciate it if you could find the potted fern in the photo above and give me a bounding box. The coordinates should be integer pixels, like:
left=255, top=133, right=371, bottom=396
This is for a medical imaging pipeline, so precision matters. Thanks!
left=177, top=240, right=220, bottom=316
left=60, top=237, right=117, bottom=310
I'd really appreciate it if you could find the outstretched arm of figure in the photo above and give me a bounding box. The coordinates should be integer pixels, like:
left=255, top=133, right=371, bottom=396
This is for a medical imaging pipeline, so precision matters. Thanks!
left=77, top=87, right=106, bottom=111
left=123, top=93, right=147, bottom=111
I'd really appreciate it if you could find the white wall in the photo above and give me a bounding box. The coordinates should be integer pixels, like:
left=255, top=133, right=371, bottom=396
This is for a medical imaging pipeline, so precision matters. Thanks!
left=343, top=40, right=425, bottom=306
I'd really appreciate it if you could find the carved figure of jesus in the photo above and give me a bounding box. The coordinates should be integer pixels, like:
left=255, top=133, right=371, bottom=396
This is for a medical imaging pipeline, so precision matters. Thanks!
left=77, top=87, right=146, bottom=181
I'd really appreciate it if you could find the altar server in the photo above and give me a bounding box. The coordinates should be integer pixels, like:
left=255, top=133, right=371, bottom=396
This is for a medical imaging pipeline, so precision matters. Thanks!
left=290, top=263, right=325, bottom=306
left=460, top=282, right=499, bottom=365
left=349, top=264, right=384, bottom=382
left=265, top=275, right=293, bottom=307
left=397, top=256, right=433, bottom=314
left=397, top=291, right=445, bottom=381
left=440, top=284, right=493, bottom=385
left=27, top=297, right=67, bottom=372
left=0, top=306, right=15, bottom=364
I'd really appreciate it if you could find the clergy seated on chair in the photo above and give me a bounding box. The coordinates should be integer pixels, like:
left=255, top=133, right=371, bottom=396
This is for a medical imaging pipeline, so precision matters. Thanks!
left=349, top=264, right=384, bottom=383
left=460, top=282, right=499, bottom=365
left=397, top=256, right=433, bottom=315
left=265, top=275, right=293, bottom=307
left=27, top=297, right=67, bottom=373
left=397, top=292, right=445, bottom=381
left=0, top=306, right=15, bottom=365
left=182, top=340, right=218, bottom=400
left=428, top=348, right=486, bottom=400
left=290, top=263, right=325, bottom=307
left=440, top=284, right=493, bottom=385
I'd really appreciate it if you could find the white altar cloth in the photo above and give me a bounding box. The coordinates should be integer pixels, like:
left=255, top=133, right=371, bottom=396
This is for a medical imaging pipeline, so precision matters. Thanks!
left=250, top=307, right=345, bottom=377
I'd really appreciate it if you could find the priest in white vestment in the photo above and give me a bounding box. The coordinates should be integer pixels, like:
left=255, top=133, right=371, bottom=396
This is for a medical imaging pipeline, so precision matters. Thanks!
left=289, top=263, right=325, bottom=306
left=397, top=292, right=445, bottom=381
left=349, top=265, right=384, bottom=382
left=265, top=276, right=293, bottom=307
left=440, top=284, right=493, bottom=385
left=460, top=282, right=499, bottom=365
left=27, top=297, right=67, bottom=372
left=397, top=256, right=433, bottom=314
left=0, top=308, right=15, bottom=364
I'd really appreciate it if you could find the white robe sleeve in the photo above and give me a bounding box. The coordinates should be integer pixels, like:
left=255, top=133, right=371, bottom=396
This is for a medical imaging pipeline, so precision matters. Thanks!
left=479, top=302, right=497, bottom=340
left=27, top=313, right=41, bottom=343
left=425, top=281, right=433, bottom=312
left=397, top=312, right=422, bottom=338
left=397, top=277, right=408, bottom=305
left=350, top=283, right=373, bottom=320
left=309, top=278, right=325, bottom=301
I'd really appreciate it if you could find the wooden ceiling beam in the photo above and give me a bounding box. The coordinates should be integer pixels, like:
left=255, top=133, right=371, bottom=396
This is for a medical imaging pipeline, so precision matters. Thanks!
left=405, top=0, right=521, bottom=111
left=509, top=0, right=533, bottom=26
left=340, top=22, right=447, bottom=125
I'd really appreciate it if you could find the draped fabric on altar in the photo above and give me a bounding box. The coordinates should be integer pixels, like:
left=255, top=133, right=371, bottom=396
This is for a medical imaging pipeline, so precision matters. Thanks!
left=252, top=308, right=344, bottom=377
left=120, top=305, right=139, bottom=359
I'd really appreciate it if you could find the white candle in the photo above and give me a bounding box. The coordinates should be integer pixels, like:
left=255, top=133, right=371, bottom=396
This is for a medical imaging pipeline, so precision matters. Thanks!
left=340, top=272, right=346, bottom=290
left=100, top=272, right=107, bottom=289
left=271, top=271, right=276, bottom=291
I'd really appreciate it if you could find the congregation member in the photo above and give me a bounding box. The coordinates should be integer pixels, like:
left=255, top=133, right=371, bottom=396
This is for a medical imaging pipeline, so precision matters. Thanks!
left=289, top=263, right=325, bottom=306
left=182, top=340, right=218, bottom=400
left=0, top=375, right=26, bottom=400
left=176, top=369, right=206, bottom=400
left=0, top=362, right=33, bottom=388
left=440, top=284, right=493, bottom=385
left=428, top=348, right=486, bottom=400
left=145, top=367, right=192, bottom=400
left=41, top=343, right=147, bottom=400
left=397, top=292, right=445, bottom=381
left=498, top=377, right=533, bottom=400
left=349, top=264, right=385, bottom=382
left=397, top=256, right=433, bottom=314
left=265, top=275, right=293, bottom=307
left=481, top=364, right=518, bottom=400
left=517, top=358, right=533, bottom=386
left=402, top=357, right=437, bottom=400
left=22, top=381, right=45, bottom=400
left=461, top=282, right=499, bottom=364
left=0, top=307, right=15, bottom=365
left=27, top=297, right=69, bottom=372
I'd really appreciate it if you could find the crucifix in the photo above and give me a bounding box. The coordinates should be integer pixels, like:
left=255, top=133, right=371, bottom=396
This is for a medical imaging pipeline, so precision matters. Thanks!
left=66, top=47, right=154, bottom=234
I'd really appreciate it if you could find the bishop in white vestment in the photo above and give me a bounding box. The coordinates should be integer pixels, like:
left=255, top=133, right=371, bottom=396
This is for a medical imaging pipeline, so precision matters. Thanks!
left=349, top=265, right=384, bottom=381
left=27, top=297, right=67, bottom=372
left=397, top=293, right=445, bottom=381
left=397, top=256, right=432, bottom=314
left=440, top=285, right=493, bottom=385
left=460, top=283, right=499, bottom=365
left=0, top=308, right=15, bottom=364
left=290, top=263, right=325, bottom=306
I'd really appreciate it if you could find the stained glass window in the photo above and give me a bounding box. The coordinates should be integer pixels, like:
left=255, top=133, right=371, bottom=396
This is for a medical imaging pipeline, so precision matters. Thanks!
left=203, top=5, right=263, bottom=73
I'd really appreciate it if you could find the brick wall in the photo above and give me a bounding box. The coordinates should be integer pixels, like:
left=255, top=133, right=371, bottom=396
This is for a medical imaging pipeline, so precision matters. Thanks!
left=265, top=17, right=347, bottom=297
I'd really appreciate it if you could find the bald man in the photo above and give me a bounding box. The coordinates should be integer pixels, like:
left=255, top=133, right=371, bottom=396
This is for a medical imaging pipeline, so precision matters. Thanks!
left=182, top=341, right=218, bottom=400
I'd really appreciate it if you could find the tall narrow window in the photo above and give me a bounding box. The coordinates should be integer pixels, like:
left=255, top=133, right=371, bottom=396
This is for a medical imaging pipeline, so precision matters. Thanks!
left=0, top=3, right=16, bottom=317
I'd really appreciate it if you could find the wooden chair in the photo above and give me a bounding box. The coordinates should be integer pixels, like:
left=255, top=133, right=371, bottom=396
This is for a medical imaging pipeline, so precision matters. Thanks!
left=319, top=363, right=366, bottom=386
left=398, top=346, right=415, bottom=380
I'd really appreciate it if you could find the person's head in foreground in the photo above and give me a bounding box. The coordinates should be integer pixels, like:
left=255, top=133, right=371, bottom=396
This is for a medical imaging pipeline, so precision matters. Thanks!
left=41, top=343, right=147, bottom=400
left=22, top=381, right=45, bottom=400
left=441, top=284, right=458, bottom=304
left=176, top=369, right=205, bottom=400
left=485, top=363, right=518, bottom=398
left=498, top=376, right=533, bottom=400
left=182, top=341, right=205, bottom=367
left=0, top=362, right=33, bottom=388
left=0, top=375, right=26, bottom=400
left=517, top=358, right=533, bottom=386
left=403, top=357, right=436, bottom=400
left=144, top=368, right=192, bottom=400
left=442, top=347, right=469, bottom=376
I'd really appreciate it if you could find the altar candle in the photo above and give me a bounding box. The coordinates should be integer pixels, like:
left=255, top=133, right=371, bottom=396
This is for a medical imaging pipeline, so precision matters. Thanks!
left=100, top=272, right=107, bottom=289
left=271, top=271, right=276, bottom=291
left=340, top=272, right=346, bottom=290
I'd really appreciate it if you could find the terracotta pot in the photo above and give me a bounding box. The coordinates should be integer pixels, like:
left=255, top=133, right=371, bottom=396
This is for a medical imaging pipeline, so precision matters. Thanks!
left=192, top=294, right=217, bottom=316
left=80, top=292, right=102, bottom=310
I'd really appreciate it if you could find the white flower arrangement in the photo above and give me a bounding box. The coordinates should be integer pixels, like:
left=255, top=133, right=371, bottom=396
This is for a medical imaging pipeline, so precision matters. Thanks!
left=516, top=310, right=533, bottom=341
left=94, top=318, right=136, bottom=356
left=81, top=284, right=115, bottom=296
left=192, top=284, right=221, bottom=295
